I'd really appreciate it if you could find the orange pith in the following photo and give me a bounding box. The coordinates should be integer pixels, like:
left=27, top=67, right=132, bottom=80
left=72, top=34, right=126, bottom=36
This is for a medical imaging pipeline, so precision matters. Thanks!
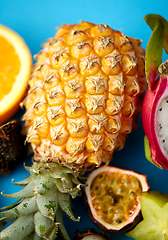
left=0, top=36, right=20, bottom=100
left=90, top=172, right=142, bottom=225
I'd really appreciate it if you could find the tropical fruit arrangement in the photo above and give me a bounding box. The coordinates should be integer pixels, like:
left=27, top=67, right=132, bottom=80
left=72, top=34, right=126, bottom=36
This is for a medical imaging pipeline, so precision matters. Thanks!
left=0, top=13, right=168, bottom=240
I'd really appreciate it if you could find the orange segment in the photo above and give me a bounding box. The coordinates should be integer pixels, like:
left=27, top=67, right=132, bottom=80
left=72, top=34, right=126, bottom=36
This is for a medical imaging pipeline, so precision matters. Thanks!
left=0, top=25, right=32, bottom=124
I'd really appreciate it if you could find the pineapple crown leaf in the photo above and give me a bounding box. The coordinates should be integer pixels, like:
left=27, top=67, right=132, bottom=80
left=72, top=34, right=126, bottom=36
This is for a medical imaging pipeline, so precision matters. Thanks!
left=1, top=181, right=35, bottom=199
left=0, top=196, right=37, bottom=218
left=0, top=199, right=22, bottom=212
left=36, top=192, right=58, bottom=220
left=12, top=174, right=37, bottom=186
left=0, top=161, right=82, bottom=239
left=56, top=206, right=71, bottom=240
left=0, top=216, right=16, bottom=230
left=144, top=14, right=168, bottom=90
left=34, top=211, right=55, bottom=238
left=0, top=214, right=34, bottom=240
left=23, top=232, right=45, bottom=239
left=56, top=190, right=80, bottom=222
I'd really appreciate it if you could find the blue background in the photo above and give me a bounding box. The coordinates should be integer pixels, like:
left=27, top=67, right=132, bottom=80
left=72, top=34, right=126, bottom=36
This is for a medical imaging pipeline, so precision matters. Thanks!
left=0, top=1, right=168, bottom=239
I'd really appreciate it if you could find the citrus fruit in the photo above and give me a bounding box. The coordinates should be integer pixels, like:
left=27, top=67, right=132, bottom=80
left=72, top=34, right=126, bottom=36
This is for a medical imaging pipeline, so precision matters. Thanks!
left=0, top=24, right=32, bottom=125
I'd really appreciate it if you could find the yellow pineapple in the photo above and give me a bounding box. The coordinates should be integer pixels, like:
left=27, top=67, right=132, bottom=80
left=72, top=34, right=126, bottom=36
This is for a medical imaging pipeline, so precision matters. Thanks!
left=23, top=21, right=146, bottom=168
left=0, top=22, right=146, bottom=240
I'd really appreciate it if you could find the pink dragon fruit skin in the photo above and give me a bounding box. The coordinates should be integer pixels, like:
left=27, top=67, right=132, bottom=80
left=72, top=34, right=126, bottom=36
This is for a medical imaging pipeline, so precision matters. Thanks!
left=142, top=14, right=168, bottom=170
left=142, top=73, right=168, bottom=169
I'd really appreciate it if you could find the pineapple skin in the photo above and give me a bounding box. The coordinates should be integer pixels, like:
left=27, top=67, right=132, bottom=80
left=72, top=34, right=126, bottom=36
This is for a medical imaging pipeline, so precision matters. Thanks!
left=23, top=21, right=146, bottom=168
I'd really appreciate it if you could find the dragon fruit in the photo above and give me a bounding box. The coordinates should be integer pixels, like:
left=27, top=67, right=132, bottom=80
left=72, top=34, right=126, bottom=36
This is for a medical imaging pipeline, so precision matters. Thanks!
left=142, top=14, right=168, bottom=170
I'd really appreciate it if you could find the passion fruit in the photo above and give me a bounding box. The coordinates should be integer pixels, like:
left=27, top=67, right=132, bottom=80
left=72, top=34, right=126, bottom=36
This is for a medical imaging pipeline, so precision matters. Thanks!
left=0, top=120, right=26, bottom=174
left=85, top=166, right=149, bottom=232
left=74, top=229, right=109, bottom=240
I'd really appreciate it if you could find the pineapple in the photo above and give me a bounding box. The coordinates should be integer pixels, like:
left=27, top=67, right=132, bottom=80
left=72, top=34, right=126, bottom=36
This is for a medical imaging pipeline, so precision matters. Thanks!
left=0, top=21, right=146, bottom=240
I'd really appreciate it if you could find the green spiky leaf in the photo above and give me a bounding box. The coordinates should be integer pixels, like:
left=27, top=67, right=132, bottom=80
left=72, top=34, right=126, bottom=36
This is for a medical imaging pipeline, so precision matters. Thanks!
left=0, top=160, right=82, bottom=239
left=23, top=232, right=45, bottom=240
left=34, top=175, right=57, bottom=196
left=55, top=178, right=80, bottom=199
left=0, top=217, right=16, bottom=230
left=34, top=212, right=55, bottom=237
left=43, top=224, right=58, bottom=240
left=12, top=174, right=37, bottom=186
left=36, top=193, right=58, bottom=220
left=0, top=196, right=37, bottom=218
left=57, top=191, right=80, bottom=222
left=2, top=181, right=35, bottom=199
left=56, top=206, right=70, bottom=240
left=49, top=170, right=69, bottom=183
left=0, top=214, right=34, bottom=240
left=0, top=199, right=22, bottom=211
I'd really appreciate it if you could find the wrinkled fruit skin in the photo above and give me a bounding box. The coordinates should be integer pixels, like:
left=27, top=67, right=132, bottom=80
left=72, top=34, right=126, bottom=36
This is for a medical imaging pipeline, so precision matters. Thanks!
left=0, top=120, right=26, bottom=173
left=142, top=74, right=168, bottom=169
left=85, top=166, right=149, bottom=233
left=73, top=228, right=108, bottom=240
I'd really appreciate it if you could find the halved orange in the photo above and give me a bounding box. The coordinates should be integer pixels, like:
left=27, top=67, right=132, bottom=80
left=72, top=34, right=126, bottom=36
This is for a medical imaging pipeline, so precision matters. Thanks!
left=0, top=25, right=32, bottom=125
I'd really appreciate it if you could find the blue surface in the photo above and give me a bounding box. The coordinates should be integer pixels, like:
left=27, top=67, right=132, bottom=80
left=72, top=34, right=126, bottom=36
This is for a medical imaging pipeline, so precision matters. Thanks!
left=0, top=1, right=168, bottom=239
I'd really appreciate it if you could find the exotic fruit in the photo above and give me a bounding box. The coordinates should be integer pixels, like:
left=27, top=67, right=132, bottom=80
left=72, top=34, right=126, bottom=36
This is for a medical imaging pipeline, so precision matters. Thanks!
left=85, top=166, right=149, bottom=232
left=0, top=120, right=26, bottom=174
left=142, top=14, right=168, bottom=169
left=74, top=229, right=108, bottom=240
left=23, top=21, right=146, bottom=167
left=0, top=21, right=146, bottom=240
left=126, top=191, right=168, bottom=239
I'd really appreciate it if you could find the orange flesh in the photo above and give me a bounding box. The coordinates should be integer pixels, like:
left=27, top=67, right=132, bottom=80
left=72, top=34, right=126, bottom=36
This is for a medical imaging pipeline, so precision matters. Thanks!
left=0, top=36, right=20, bottom=101
left=90, top=172, right=142, bottom=225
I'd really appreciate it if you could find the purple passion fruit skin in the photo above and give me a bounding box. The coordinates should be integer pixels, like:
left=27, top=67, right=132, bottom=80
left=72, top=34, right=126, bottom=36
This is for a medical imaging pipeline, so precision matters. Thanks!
left=126, top=191, right=168, bottom=240
left=81, top=235, right=106, bottom=240
left=85, top=166, right=149, bottom=233
left=142, top=14, right=168, bottom=170
left=74, top=229, right=108, bottom=240
left=0, top=120, right=26, bottom=174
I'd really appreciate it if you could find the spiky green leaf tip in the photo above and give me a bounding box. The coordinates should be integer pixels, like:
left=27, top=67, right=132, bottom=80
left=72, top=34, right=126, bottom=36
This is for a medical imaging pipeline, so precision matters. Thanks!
left=0, top=161, right=83, bottom=240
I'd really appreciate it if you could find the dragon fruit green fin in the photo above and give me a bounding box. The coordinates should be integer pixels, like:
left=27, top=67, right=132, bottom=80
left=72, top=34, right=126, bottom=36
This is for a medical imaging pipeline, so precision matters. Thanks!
left=144, top=14, right=168, bottom=54
left=144, top=135, right=162, bottom=169
left=144, top=18, right=164, bottom=90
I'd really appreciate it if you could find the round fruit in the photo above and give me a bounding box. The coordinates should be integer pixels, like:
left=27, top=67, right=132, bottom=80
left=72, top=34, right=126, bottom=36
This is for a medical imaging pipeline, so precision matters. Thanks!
left=85, top=166, right=149, bottom=232
left=0, top=24, right=32, bottom=125
left=0, top=120, right=26, bottom=173
left=82, top=235, right=106, bottom=240
left=74, top=229, right=108, bottom=240
left=22, top=21, right=146, bottom=169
